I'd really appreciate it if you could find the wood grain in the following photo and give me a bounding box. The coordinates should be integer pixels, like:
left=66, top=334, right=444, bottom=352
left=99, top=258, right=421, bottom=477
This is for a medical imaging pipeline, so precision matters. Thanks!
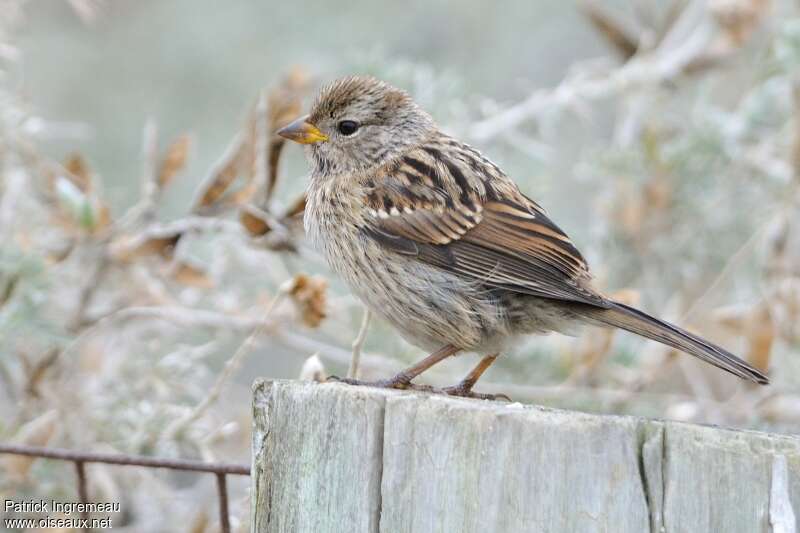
left=252, top=380, right=800, bottom=533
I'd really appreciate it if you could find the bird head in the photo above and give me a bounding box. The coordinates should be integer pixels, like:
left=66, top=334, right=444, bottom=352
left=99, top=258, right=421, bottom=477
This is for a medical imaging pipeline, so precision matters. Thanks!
left=278, top=76, right=435, bottom=176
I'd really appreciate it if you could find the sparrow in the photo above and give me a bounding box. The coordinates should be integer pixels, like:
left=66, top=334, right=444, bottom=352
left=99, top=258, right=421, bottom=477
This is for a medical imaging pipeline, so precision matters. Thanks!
left=278, top=75, right=768, bottom=399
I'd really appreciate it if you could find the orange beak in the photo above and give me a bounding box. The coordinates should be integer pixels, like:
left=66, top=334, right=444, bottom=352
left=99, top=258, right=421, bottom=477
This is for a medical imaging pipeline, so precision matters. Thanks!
left=276, top=115, right=328, bottom=144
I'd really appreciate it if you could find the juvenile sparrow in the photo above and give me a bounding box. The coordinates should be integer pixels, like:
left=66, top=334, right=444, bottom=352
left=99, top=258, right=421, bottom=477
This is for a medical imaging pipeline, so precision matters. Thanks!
left=278, top=75, right=768, bottom=399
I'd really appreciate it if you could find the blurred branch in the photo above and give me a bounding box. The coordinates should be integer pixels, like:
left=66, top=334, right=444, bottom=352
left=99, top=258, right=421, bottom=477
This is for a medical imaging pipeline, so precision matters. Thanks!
left=348, top=308, right=371, bottom=379
left=470, top=0, right=734, bottom=141
left=264, top=67, right=311, bottom=204
left=253, top=90, right=270, bottom=206
left=116, top=119, right=160, bottom=228
left=77, top=305, right=281, bottom=335
left=23, top=348, right=59, bottom=398
left=190, top=129, right=249, bottom=214
left=68, top=242, right=111, bottom=331
left=162, top=285, right=290, bottom=442
left=139, top=118, right=160, bottom=222
left=581, top=2, right=639, bottom=60
left=793, top=84, right=800, bottom=183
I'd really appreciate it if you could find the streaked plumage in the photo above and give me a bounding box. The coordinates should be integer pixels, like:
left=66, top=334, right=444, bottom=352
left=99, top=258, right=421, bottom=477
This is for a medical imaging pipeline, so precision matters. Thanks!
left=279, top=75, right=768, bottom=398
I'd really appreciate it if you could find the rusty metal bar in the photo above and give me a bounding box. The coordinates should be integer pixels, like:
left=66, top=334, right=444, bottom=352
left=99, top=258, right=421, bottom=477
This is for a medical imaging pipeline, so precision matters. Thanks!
left=0, top=444, right=250, bottom=475
left=216, top=473, right=231, bottom=533
left=74, top=460, right=90, bottom=532
left=0, top=443, right=249, bottom=530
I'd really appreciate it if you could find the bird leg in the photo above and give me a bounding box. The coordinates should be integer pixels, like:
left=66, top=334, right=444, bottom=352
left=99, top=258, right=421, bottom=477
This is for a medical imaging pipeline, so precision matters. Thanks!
left=440, top=354, right=510, bottom=401
left=328, top=344, right=460, bottom=391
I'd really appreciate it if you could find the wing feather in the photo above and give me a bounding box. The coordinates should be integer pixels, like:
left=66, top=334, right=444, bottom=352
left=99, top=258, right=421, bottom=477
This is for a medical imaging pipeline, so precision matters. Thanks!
left=361, top=142, right=610, bottom=308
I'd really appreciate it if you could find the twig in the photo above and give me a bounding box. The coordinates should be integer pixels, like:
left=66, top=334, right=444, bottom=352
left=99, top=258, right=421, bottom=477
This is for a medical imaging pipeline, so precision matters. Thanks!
left=138, top=118, right=160, bottom=223
left=0, top=358, right=16, bottom=401
left=68, top=242, right=111, bottom=331
left=348, top=308, right=370, bottom=379
left=682, top=217, right=774, bottom=324
left=792, top=84, right=800, bottom=183
left=59, top=304, right=284, bottom=378
left=271, top=329, right=399, bottom=375
left=581, top=1, right=640, bottom=60
left=162, top=286, right=290, bottom=441
left=24, top=347, right=59, bottom=398
left=252, top=90, right=269, bottom=207
left=67, top=120, right=170, bottom=330
left=190, top=130, right=246, bottom=214
left=108, top=216, right=242, bottom=257
left=469, top=0, right=711, bottom=141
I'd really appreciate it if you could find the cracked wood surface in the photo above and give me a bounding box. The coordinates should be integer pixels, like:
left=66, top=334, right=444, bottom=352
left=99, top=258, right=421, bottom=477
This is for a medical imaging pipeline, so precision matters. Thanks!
left=251, top=380, right=800, bottom=533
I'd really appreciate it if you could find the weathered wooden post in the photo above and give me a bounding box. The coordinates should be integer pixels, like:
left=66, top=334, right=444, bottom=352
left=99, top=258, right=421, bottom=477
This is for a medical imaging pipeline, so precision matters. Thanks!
left=252, top=380, right=799, bottom=533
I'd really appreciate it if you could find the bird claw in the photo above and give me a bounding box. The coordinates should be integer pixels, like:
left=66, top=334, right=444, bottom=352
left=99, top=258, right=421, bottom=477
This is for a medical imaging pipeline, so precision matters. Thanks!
left=325, top=376, right=510, bottom=401
left=440, top=385, right=512, bottom=402
left=325, top=375, right=432, bottom=392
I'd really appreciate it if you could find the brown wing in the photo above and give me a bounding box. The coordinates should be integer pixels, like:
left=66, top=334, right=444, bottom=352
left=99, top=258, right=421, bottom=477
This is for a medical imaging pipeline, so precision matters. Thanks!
left=362, top=144, right=610, bottom=308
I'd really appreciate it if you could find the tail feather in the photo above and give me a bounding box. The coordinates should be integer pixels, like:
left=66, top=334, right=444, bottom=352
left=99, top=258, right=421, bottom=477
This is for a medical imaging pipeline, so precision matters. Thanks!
left=579, top=301, right=769, bottom=385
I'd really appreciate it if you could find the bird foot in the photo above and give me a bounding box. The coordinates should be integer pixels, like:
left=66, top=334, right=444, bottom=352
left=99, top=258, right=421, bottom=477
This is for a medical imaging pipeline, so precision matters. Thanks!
left=439, top=384, right=512, bottom=402
left=326, top=375, right=433, bottom=392
left=325, top=376, right=510, bottom=401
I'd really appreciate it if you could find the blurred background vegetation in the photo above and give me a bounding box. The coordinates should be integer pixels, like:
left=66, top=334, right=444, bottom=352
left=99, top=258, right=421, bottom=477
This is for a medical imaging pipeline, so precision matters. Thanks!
left=2, top=0, right=799, bottom=530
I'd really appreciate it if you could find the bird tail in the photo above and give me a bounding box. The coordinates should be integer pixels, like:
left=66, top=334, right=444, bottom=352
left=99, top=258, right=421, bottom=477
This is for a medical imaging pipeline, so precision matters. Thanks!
left=577, top=301, right=769, bottom=385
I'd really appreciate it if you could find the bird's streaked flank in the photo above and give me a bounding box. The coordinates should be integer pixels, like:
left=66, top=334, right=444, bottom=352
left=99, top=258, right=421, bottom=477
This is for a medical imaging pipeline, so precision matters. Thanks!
left=279, top=75, right=768, bottom=399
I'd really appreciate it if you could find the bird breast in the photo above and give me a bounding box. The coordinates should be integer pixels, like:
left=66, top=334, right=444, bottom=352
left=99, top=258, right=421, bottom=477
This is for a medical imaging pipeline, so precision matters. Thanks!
left=304, top=178, right=512, bottom=352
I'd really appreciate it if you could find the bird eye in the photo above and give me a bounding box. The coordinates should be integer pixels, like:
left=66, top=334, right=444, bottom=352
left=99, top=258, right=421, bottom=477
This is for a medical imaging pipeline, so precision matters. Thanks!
left=337, top=120, right=359, bottom=136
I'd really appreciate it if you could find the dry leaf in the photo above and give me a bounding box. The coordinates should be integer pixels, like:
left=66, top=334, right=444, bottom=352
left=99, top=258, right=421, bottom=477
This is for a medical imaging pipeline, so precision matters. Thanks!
left=193, top=134, right=248, bottom=211
left=47, top=155, right=112, bottom=234
left=79, top=338, right=107, bottom=375
left=615, top=181, right=643, bottom=235
left=283, top=193, right=306, bottom=220
left=2, top=410, right=59, bottom=480
left=581, top=2, right=639, bottom=60
left=773, top=279, right=800, bottom=343
left=193, top=69, right=310, bottom=210
left=92, top=202, right=112, bottom=233
left=25, top=348, right=59, bottom=398
left=299, top=354, right=327, bottom=382
left=52, top=175, right=111, bottom=234
left=710, top=0, right=770, bottom=46
left=188, top=507, right=210, bottom=533
left=63, top=152, right=92, bottom=192
left=239, top=206, right=272, bottom=237
left=745, top=302, right=775, bottom=372
left=265, top=67, right=312, bottom=201
left=570, top=328, right=615, bottom=384
left=714, top=303, right=748, bottom=330
left=610, top=288, right=640, bottom=307
left=714, top=300, right=775, bottom=372
left=110, top=232, right=182, bottom=262
left=46, top=241, right=75, bottom=264
left=226, top=178, right=258, bottom=205
left=569, top=288, right=640, bottom=383
left=0, top=273, right=18, bottom=308
left=171, top=261, right=214, bottom=289
left=760, top=395, right=800, bottom=424
left=288, top=273, right=327, bottom=328
left=268, top=66, right=311, bottom=132
left=158, top=134, right=191, bottom=188
left=665, top=401, right=700, bottom=422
